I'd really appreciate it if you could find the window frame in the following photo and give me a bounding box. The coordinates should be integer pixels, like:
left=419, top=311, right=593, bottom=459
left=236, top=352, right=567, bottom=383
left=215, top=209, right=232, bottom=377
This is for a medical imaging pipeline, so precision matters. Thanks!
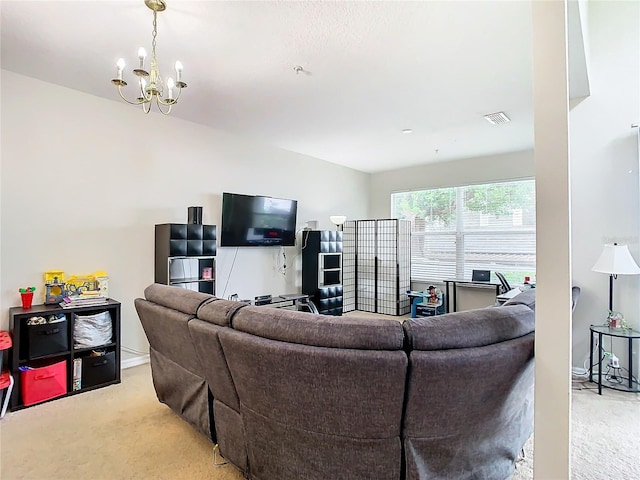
left=391, top=178, right=536, bottom=285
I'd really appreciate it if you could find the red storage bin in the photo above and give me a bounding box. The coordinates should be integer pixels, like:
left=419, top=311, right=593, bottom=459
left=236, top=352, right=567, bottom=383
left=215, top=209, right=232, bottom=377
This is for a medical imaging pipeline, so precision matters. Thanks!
left=21, top=360, right=67, bottom=406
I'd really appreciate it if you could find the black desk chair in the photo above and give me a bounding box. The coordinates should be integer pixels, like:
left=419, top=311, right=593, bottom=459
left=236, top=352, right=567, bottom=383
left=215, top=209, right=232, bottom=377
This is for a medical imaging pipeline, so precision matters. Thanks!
left=495, top=272, right=512, bottom=294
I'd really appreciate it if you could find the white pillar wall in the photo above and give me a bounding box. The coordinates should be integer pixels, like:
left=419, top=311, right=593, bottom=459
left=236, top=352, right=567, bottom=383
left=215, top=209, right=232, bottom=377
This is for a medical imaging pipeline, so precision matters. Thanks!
left=532, top=1, right=572, bottom=478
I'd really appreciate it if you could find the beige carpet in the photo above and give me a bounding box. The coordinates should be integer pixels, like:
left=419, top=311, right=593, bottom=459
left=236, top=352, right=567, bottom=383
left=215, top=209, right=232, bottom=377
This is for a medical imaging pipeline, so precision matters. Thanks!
left=0, top=364, right=244, bottom=480
left=511, top=379, right=640, bottom=480
left=0, top=364, right=638, bottom=480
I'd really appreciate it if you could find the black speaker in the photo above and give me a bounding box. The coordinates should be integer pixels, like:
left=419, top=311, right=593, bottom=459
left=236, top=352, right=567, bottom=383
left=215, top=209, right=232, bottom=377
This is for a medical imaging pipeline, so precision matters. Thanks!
left=188, top=206, right=203, bottom=224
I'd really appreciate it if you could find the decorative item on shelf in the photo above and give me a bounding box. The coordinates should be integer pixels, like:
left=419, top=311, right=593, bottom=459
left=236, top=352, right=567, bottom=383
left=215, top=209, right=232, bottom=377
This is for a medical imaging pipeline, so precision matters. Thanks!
left=329, top=215, right=347, bottom=231
left=65, top=274, right=98, bottom=296
left=592, top=243, right=640, bottom=313
left=18, top=287, right=35, bottom=309
left=188, top=206, right=203, bottom=225
left=607, top=311, right=627, bottom=329
left=44, top=271, right=67, bottom=305
left=95, top=273, right=109, bottom=299
left=111, top=0, right=186, bottom=115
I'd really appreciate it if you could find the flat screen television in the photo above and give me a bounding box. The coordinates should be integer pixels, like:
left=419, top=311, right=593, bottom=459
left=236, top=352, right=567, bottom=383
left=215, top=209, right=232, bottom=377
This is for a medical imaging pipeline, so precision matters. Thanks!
left=220, top=192, right=298, bottom=247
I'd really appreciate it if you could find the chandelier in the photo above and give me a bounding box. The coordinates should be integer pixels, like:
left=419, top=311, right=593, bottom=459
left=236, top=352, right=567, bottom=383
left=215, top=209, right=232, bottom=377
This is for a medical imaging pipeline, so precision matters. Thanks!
left=111, top=0, right=186, bottom=115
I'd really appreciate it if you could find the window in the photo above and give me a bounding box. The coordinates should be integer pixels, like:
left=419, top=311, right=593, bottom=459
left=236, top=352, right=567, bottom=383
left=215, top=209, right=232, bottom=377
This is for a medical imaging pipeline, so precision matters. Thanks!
left=391, top=179, right=536, bottom=285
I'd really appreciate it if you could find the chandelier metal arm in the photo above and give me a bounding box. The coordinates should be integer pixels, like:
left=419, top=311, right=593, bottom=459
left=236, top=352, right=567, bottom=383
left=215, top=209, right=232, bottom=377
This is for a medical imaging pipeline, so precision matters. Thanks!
left=155, top=96, right=173, bottom=115
left=116, top=84, right=147, bottom=106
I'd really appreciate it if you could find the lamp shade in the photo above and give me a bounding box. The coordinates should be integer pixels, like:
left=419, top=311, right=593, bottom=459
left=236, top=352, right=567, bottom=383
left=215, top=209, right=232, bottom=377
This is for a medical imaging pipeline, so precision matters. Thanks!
left=592, top=244, right=640, bottom=275
left=329, top=215, right=347, bottom=226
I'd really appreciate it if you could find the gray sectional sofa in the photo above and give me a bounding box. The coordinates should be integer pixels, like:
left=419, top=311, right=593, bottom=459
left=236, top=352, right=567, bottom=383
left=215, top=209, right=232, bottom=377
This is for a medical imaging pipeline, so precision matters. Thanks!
left=135, top=283, right=535, bottom=480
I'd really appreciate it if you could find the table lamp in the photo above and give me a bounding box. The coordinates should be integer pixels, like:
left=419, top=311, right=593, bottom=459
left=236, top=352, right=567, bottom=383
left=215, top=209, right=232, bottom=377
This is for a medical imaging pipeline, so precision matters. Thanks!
left=329, top=215, right=347, bottom=231
left=592, top=243, right=640, bottom=312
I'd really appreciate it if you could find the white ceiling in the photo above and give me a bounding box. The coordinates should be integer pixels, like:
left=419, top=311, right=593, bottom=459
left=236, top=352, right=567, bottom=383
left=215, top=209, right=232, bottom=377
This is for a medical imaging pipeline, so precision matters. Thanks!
left=1, top=0, right=535, bottom=173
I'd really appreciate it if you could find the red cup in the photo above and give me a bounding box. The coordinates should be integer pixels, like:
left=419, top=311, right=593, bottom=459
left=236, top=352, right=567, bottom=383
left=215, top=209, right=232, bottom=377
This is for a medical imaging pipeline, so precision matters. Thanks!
left=21, top=292, right=34, bottom=309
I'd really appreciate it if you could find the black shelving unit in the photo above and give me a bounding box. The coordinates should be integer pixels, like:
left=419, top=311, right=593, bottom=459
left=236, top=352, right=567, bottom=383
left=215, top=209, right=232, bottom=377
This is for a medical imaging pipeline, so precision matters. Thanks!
left=8, top=300, right=121, bottom=411
left=155, top=223, right=217, bottom=294
left=302, top=230, right=343, bottom=316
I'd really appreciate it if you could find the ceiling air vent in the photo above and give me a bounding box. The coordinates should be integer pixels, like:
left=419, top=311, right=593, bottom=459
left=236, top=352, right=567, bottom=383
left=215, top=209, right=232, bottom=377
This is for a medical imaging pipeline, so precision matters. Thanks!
left=483, top=112, right=510, bottom=125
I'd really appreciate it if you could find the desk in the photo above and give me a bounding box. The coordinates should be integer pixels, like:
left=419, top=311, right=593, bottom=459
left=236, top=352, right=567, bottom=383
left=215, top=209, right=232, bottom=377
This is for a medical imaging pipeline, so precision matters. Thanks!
left=443, top=279, right=502, bottom=313
left=589, top=325, right=640, bottom=394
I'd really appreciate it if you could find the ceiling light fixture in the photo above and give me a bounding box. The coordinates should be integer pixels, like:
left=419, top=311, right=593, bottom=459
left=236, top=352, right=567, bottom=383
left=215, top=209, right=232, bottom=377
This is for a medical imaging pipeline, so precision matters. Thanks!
left=111, top=0, right=186, bottom=115
left=483, top=112, right=510, bottom=125
left=402, top=129, right=413, bottom=134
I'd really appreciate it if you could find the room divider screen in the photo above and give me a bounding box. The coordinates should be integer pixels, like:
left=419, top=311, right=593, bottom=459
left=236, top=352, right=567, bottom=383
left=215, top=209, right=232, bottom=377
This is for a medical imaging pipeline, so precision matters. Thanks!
left=342, top=219, right=411, bottom=316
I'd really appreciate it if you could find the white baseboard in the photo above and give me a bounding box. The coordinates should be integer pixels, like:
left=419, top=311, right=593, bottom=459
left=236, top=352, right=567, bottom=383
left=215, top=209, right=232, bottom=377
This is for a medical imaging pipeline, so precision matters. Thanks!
left=121, top=354, right=150, bottom=369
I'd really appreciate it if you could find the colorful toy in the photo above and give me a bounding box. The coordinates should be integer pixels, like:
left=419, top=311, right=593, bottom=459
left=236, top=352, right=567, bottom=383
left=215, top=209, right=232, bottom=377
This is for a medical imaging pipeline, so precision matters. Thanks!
left=44, top=271, right=67, bottom=305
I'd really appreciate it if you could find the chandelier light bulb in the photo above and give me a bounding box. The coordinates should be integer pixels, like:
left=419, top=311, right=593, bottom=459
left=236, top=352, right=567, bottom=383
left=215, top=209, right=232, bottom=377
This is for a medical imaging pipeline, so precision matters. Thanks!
left=116, top=58, right=125, bottom=80
left=138, top=47, right=147, bottom=68
left=167, top=78, right=174, bottom=99
left=175, top=61, right=183, bottom=82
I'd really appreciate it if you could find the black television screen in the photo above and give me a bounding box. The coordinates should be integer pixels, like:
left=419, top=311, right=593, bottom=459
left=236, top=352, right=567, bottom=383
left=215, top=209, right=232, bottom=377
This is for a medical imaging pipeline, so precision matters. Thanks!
left=220, top=192, right=298, bottom=247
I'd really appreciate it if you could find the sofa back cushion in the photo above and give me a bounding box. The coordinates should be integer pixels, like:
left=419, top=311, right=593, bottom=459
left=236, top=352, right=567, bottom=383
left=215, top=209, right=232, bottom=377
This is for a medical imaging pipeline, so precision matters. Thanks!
left=143, top=283, right=213, bottom=315
left=503, top=288, right=536, bottom=311
left=403, top=304, right=534, bottom=350
left=196, top=298, right=249, bottom=327
left=232, top=305, right=405, bottom=349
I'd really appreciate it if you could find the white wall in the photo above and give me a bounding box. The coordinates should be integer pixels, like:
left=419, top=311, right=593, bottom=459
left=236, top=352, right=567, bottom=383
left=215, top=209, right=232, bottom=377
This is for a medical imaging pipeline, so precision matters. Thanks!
left=570, top=1, right=640, bottom=369
left=369, top=149, right=534, bottom=218
left=0, top=71, right=369, bottom=359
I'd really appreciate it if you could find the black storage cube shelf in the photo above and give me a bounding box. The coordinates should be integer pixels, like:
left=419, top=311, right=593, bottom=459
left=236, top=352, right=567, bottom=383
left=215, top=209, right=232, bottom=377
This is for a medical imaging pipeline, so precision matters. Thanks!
left=81, top=351, right=116, bottom=389
left=24, top=319, right=69, bottom=359
left=155, top=223, right=217, bottom=295
left=302, top=230, right=344, bottom=316
left=162, top=224, right=218, bottom=257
